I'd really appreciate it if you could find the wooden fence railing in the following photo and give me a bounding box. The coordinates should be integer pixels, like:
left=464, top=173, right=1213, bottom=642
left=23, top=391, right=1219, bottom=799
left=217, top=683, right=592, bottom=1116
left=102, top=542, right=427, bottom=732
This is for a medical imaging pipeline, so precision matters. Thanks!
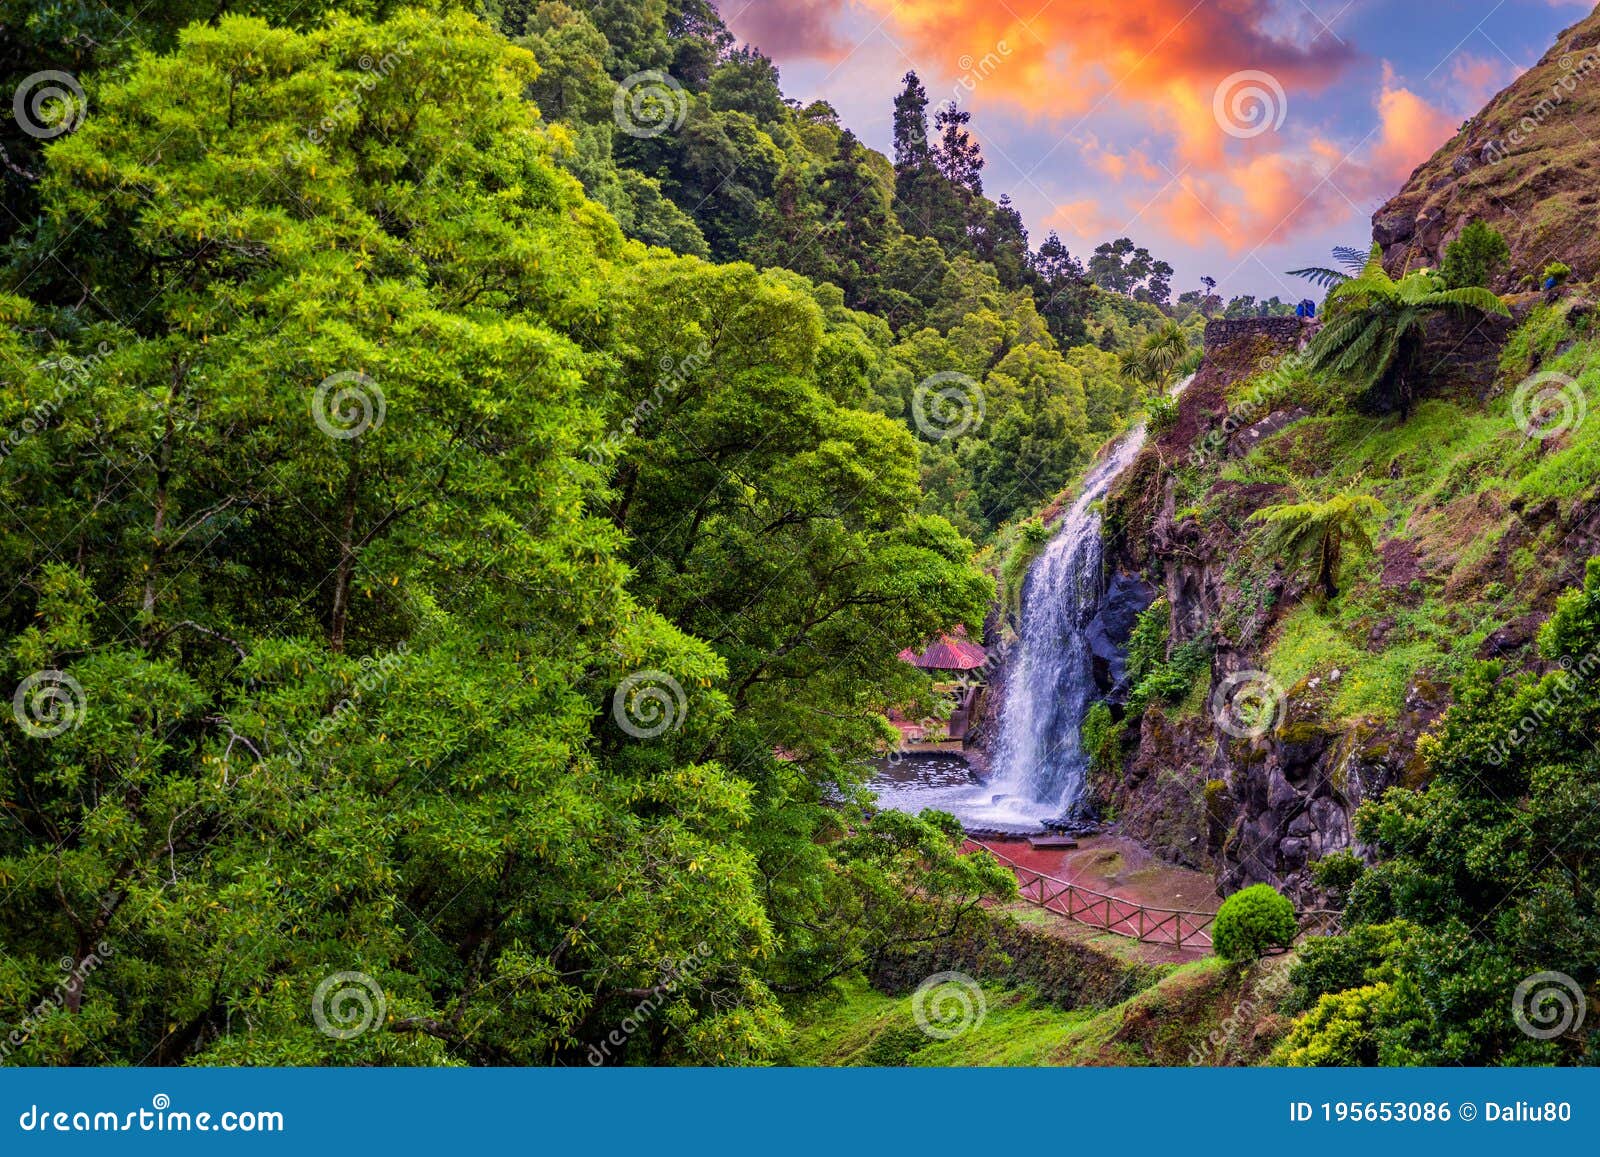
left=969, top=840, right=1342, bottom=952
left=969, top=840, right=1217, bottom=950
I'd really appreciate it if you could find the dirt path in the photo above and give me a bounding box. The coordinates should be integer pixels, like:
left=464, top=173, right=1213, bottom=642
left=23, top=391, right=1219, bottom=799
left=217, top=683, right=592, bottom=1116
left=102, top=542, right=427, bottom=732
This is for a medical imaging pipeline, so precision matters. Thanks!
left=976, top=833, right=1220, bottom=962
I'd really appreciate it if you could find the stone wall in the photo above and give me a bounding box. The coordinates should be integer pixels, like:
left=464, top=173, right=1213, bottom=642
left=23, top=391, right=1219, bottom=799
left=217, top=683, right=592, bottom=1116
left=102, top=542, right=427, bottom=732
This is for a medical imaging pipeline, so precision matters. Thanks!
left=1202, top=316, right=1306, bottom=353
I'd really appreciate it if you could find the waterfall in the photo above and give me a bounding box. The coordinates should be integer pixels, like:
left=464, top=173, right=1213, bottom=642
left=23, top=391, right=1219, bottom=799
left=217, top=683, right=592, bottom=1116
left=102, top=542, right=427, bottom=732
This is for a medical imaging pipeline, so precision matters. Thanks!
left=985, top=428, right=1152, bottom=821
left=867, top=377, right=1189, bottom=834
left=987, top=373, right=1191, bottom=825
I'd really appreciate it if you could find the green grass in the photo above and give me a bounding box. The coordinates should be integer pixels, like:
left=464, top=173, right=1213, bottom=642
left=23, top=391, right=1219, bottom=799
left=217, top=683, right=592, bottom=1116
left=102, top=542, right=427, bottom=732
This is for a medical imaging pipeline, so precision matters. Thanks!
left=1212, top=307, right=1600, bottom=725
left=785, top=957, right=1241, bottom=1067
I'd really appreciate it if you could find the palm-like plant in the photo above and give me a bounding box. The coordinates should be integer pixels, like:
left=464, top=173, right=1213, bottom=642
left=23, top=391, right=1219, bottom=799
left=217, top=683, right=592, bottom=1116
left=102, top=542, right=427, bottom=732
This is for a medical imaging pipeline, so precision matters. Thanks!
left=1120, top=320, right=1192, bottom=389
left=1287, top=245, right=1370, bottom=290
left=1249, top=493, right=1386, bottom=600
left=1305, top=244, right=1510, bottom=415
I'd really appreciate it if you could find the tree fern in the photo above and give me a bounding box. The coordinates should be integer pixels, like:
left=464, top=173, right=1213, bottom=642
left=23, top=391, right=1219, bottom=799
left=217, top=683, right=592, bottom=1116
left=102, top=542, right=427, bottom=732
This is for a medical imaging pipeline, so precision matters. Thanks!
left=1250, top=493, right=1386, bottom=599
left=1304, top=244, right=1509, bottom=414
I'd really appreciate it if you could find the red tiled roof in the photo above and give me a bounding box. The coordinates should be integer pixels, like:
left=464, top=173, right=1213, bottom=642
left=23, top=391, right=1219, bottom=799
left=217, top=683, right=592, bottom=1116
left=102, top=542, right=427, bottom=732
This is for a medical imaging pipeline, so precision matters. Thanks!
left=898, top=629, right=988, bottom=671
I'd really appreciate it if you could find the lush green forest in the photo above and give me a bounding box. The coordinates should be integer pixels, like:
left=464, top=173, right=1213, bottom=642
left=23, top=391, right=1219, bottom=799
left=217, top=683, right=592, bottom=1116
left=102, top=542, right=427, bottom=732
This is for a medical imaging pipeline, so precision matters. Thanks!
left=4, top=0, right=1599, bottom=1070
left=0, top=0, right=1204, bottom=1064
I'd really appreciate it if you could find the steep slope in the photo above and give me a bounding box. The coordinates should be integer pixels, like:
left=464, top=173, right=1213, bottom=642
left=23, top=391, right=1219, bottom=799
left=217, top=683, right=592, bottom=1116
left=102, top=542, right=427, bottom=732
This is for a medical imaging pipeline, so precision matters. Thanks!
left=1373, top=8, right=1600, bottom=284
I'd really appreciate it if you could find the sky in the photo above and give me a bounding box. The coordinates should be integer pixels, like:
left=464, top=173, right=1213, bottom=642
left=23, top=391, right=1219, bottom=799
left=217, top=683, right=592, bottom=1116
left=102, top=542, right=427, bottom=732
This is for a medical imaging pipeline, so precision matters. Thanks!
left=716, top=0, right=1595, bottom=301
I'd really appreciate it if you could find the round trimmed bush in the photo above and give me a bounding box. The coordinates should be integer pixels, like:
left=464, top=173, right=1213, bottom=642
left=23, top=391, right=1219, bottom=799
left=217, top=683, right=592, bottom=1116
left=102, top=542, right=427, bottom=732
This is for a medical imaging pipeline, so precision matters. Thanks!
left=1213, top=883, right=1297, bottom=961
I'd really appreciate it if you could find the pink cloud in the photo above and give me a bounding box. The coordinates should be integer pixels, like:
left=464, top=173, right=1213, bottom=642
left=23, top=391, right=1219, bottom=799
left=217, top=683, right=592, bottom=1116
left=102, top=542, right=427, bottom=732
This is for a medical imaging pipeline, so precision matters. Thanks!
left=721, top=0, right=852, bottom=62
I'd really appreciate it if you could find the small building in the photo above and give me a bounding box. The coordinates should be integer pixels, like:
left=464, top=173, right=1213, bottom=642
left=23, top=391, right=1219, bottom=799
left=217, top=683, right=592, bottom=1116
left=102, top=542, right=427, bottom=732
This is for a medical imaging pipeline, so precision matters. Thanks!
left=893, top=626, right=989, bottom=742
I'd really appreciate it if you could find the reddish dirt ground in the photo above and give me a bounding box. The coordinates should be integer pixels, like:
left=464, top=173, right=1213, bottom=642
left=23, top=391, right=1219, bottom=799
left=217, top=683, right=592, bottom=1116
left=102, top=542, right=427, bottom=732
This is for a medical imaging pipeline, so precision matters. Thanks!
left=974, top=834, right=1221, bottom=962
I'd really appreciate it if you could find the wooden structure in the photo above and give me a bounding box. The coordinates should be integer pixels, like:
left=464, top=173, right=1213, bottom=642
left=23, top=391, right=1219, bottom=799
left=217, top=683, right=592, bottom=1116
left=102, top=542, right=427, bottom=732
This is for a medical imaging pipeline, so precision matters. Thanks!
left=894, top=626, right=989, bottom=742
left=970, top=840, right=1218, bottom=951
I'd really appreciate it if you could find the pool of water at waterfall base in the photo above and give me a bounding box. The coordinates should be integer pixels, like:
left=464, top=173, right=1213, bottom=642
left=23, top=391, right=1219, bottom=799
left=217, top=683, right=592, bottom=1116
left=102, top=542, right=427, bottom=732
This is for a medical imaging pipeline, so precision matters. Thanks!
left=867, top=753, right=1072, bottom=835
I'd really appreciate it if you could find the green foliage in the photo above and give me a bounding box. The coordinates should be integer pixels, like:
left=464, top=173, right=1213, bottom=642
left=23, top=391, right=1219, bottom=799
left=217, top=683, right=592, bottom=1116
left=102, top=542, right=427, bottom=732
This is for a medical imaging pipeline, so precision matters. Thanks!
left=1081, top=701, right=1123, bottom=773
left=1273, top=982, right=1410, bottom=1066
left=1144, top=393, right=1179, bottom=435
left=1440, top=221, right=1510, bottom=289
left=1278, top=558, right=1600, bottom=1064
left=1001, top=518, right=1051, bottom=625
left=1307, top=243, right=1510, bottom=414
left=0, top=8, right=1013, bottom=1067
left=1310, top=850, right=1365, bottom=903
left=1283, top=922, right=1410, bottom=1014
left=1543, top=260, right=1572, bottom=285
left=1120, top=320, right=1191, bottom=391
left=1125, top=599, right=1172, bottom=685
left=1249, top=493, right=1386, bottom=600
left=1213, top=885, right=1297, bottom=961
left=1128, top=639, right=1211, bottom=714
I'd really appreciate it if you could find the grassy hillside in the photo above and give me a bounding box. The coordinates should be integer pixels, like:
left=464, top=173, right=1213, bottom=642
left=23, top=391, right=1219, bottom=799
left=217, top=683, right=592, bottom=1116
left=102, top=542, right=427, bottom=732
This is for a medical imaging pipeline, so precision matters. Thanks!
left=1194, top=297, right=1599, bottom=727
left=786, top=954, right=1294, bottom=1066
left=1374, top=7, right=1600, bottom=283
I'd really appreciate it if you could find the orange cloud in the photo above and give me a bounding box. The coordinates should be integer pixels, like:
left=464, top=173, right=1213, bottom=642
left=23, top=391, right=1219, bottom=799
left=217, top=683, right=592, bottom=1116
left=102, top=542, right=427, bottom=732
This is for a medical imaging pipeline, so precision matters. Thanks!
left=1450, top=52, right=1524, bottom=110
left=862, top=0, right=1355, bottom=165
left=1045, top=198, right=1119, bottom=243
left=1135, top=70, right=1458, bottom=253
left=1081, top=134, right=1164, bottom=182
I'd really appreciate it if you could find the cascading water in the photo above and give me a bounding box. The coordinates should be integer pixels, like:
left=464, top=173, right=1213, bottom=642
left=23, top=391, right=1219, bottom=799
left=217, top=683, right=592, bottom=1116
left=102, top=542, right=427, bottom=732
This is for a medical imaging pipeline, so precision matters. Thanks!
left=982, top=426, right=1155, bottom=824
left=868, top=376, right=1191, bottom=834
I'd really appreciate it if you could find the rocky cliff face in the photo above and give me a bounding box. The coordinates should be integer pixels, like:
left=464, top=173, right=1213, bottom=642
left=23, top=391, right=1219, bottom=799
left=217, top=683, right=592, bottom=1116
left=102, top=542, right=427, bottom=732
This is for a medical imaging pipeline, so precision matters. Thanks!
left=1095, top=320, right=1471, bottom=906
left=1373, top=8, right=1600, bottom=285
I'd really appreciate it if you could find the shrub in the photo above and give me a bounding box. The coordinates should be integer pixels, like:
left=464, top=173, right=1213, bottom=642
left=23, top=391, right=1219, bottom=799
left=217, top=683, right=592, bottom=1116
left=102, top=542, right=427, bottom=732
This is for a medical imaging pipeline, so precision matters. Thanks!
left=1146, top=392, right=1179, bottom=434
left=1125, top=599, right=1171, bottom=684
left=1129, top=638, right=1211, bottom=711
left=1001, top=518, right=1051, bottom=625
left=1283, top=920, right=1410, bottom=1013
left=1543, top=261, right=1572, bottom=287
left=1310, top=849, right=1364, bottom=902
left=1273, top=982, right=1394, bottom=1066
left=1440, top=221, right=1509, bottom=289
left=1213, top=883, right=1297, bottom=960
left=1081, top=700, right=1123, bottom=772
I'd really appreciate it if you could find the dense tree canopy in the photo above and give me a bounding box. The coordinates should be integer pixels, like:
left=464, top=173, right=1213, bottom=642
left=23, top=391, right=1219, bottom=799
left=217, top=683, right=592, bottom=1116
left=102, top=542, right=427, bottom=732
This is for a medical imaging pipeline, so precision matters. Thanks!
left=0, top=0, right=1209, bottom=1068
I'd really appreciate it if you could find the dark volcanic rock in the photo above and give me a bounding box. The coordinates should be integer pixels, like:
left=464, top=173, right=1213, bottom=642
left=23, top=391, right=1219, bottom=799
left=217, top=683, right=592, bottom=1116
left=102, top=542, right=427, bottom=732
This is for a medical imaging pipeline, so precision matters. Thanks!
left=1087, top=570, right=1158, bottom=699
